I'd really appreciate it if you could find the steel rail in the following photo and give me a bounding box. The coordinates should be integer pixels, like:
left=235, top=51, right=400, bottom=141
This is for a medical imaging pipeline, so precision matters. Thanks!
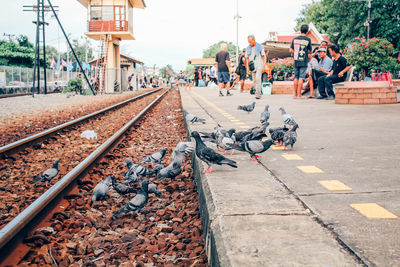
left=0, top=87, right=170, bottom=252
left=0, top=88, right=161, bottom=154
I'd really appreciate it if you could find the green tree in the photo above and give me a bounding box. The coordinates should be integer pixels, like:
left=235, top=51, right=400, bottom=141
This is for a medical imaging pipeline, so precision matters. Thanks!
left=0, top=39, right=35, bottom=67
left=296, top=0, right=400, bottom=50
left=160, top=64, right=174, bottom=78
left=62, top=39, right=94, bottom=64
left=203, top=41, right=238, bottom=58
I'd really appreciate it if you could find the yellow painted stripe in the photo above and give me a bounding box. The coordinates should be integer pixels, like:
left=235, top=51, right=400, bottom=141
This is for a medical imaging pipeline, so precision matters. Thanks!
left=351, top=203, right=398, bottom=219
left=191, top=91, right=225, bottom=113
left=240, top=126, right=251, bottom=129
left=319, top=180, right=352, bottom=191
left=230, top=119, right=240, bottom=122
left=282, top=154, right=303, bottom=160
left=271, top=145, right=285, bottom=150
left=234, top=122, right=245, bottom=125
left=297, top=166, right=324, bottom=174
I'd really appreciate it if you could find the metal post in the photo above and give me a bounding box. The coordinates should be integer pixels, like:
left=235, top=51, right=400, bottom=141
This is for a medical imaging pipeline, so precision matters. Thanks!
left=367, top=0, right=371, bottom=39
left=234, top=0, right=241, bottom=66
left=41, top=0, right=47, bottom=94
left=47, top=0, right=95, bottom=95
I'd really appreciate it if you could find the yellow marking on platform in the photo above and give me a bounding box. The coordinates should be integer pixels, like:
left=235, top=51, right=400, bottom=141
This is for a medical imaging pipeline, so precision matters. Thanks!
left=230, top=119, right=240, bottom=122
left=297, top=166, right=324, bottom=174
left=240, top=126, right=251, bottom=129
left=282, top=154, right=303, bottom=160
left=350, top=203, right=398, bottom=219
left=191, top=91, right=225, bottom=113
left=234, top=122, right=245, bottom=125
left=271, top=145, right=285, bottom=150
left=318, top=180, right=352, bottom=191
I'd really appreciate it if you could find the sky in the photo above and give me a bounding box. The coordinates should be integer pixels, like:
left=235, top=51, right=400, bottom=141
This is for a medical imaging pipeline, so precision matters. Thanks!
left=0, top=0, right=313, bottom=71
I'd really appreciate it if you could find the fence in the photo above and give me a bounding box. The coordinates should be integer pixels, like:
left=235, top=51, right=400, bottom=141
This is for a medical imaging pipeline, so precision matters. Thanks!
left=0, top=65, right=141, bottom=95
left=0, top=65, right=87, bottom=95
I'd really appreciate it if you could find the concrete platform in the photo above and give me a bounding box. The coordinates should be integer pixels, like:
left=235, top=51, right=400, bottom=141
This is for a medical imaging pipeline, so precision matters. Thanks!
left=179, top=87, right=391, bottom=266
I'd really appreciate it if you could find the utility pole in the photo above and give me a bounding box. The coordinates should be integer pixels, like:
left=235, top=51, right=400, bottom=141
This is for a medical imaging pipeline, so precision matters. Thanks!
left=367, top=0, right=371, bottom=39
left=41, top=0, right=47, bottom=94
left=23, top=2, right=58, bottom=96
left=234, top=0, right=241, bottom=65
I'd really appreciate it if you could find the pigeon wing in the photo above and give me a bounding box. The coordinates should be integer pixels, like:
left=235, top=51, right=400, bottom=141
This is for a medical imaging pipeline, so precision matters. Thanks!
left=245, top=141, right=265, bottom=153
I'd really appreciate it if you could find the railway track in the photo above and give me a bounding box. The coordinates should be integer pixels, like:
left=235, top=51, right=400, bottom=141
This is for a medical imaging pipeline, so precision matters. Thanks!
left=0, top=88, right=162, bottom=230
left=0, top=87, right=208, bottom=266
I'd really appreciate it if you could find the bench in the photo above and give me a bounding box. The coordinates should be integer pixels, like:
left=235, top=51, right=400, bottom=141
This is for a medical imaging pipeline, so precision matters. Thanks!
left=332, top=67, right=355, bottom=93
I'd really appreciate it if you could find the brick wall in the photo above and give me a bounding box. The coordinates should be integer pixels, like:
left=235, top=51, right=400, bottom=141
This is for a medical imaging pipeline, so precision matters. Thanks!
left=393, top=79, right=400, bottom=87
left=335, top=82, right=397, bottom=105
left=272, top=81, right=293, bottom=95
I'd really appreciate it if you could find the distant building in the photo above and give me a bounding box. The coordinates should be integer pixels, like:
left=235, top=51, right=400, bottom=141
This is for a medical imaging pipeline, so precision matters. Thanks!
left=189, top=58, right=216, bottom=68
left=89, top=54, right=143, bottom=90
left=263, top=22, right=331, bottom=58
left=76, top=0, right=146, bottom=93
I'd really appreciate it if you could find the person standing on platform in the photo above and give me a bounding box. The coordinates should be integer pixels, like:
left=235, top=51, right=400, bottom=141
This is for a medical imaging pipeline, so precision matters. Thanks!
left=290, top=24, right=312, bottom=99
left=238, top=49, right=247, bottom=92
left=246, top=35, right=266, bottom=99
left=185, top=60, right=195, bottom=90
left=215, top=43, right=232, bottom=96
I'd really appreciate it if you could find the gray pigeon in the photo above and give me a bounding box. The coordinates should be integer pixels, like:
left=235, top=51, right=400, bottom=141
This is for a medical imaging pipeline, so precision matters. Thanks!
left=148, top=182, right=161, bottom=197
left=191, top=131, right=237, bottom=173
left=243, top=122, right=269, bottom=142
left=31, top=159, right=60, bottom=186
left=279, top=107, right=297, bottom=127
left=140, top=148, right=168, bottom=164
left=111, top=176, right=136, bottom=196
left=183, top=109, right=206, bottom=124
left=113, top=180, right=150, bottom=217
left=260, top=105, right=270, bottom=124
left=173, top=142, right=195, bottom=158
left=215, top=128, right=235, bottom=154
left=125, top=158, right=153, bottom=178
left=91, top=175, right=113, bottom=205
left=238, top=102, right=256, bottom=113
left=229, top=139, right=275, bottom=160
left=269, top=126, right=289, bottom=145
left=283, top=124, right=299, bottom=150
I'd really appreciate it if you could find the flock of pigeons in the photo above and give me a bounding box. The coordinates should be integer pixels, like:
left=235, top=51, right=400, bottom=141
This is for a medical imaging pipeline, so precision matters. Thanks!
left=31, top=104, right=299, bottom=217
left=184, top=103, right=299, bottom=173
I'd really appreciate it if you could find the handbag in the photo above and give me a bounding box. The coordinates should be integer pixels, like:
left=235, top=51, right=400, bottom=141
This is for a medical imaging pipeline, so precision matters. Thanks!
left=248, top=53, right=257, bottom=72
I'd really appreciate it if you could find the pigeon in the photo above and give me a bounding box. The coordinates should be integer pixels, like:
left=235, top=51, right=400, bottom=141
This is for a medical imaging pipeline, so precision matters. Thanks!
left=238, top=102, right=256, bottom=113
left=279, top=107, right=297, bottom=127
left=148, top=182, right=162, bottom=197
left=111, top=176, right=137, bottom=196
left=215, top=128, right=235, bottom=154
left=199, top=131, right=217, bottom=143
left=229, top=139, right=275, bottom=160
left=31, top=159, right=60, bottom=186
left=260, top=105, right=270, bottom=124
left=140, top=148, right=168, bottom=164
left=125, top=158, right=153, bottom=178
left=152, top=164, right=165, bottom=174
left=183, top=109, right=206, bottom=124
left=283, top=124, right=299, bottom=150
left=232, top=129, right=252, bottom=143
left=191, top=131, right=237, bottom=173
left=243, top=122, right=269, bottom=142
left=113, top=180, right=150, bottom=217
left=173, top=142, right=195, bottom=157
left=91, top=175, right=113, bottom=205
left=269, top=126, right=289, bottom=145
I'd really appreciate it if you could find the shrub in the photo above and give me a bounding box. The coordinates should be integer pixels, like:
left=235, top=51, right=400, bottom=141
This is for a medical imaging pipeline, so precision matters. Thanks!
left=345, top=37, right=398, bottom=78
left=66, top=77, right=82, bottom=93
left=271, top=57, right=294, bottom=74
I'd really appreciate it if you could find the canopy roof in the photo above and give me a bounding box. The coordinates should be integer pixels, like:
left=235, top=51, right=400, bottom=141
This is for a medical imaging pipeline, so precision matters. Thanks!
left=77, top=0, right=146, bottom=9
